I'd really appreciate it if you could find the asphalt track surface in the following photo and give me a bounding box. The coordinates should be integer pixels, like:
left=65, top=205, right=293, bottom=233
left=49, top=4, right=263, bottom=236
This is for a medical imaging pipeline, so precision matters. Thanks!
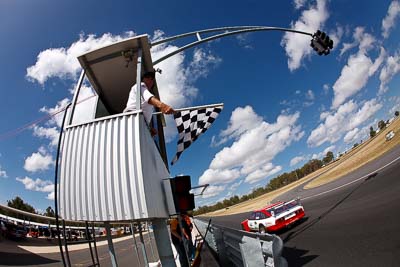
left=202, top=145, right=400, bottom=266
left=0, top=234, right=159, bottom=266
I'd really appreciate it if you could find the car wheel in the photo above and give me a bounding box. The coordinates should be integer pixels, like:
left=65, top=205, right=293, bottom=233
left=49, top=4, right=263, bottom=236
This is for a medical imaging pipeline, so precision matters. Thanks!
left=259, top=225, right=266, bottom=234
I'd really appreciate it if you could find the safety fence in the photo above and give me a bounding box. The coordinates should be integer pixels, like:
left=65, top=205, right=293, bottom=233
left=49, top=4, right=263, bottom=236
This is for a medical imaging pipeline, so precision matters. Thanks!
left=193, top=218, right=287, bottom=267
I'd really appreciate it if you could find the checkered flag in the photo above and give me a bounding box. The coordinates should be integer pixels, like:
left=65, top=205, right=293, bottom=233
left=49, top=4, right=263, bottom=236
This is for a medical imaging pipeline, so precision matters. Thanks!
left=171, top=104, right=223, bottom=165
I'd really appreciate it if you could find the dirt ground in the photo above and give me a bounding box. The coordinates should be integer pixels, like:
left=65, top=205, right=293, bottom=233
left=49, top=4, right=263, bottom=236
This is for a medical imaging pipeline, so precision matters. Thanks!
left=205, top=117, right=400, bottom=216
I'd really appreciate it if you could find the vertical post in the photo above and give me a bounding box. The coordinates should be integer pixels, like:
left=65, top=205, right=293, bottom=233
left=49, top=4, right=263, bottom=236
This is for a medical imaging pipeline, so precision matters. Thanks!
left=131, top=223, right=141, bottom=266
left=136, top=49, right=142, bottom=111
left=152, top=218, right=176, bottom=267
left=138, top=223, right=149, bottom=266
left=147, top=222, right=156, bottom=259
left=104, top=222, right=118, bottom=267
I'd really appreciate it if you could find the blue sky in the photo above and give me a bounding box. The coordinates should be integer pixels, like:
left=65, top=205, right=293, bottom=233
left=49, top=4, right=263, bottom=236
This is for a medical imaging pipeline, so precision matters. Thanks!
left=1, top=0, right=400, bottom=212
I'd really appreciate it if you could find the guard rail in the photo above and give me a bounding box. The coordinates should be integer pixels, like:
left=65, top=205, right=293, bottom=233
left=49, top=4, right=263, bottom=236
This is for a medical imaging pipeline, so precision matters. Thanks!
left=193, top=218, right=287, bottom=267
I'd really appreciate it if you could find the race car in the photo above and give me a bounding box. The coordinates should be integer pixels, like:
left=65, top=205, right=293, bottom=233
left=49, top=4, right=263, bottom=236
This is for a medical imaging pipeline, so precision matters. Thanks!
left=241, top=199, right=305, bottom=233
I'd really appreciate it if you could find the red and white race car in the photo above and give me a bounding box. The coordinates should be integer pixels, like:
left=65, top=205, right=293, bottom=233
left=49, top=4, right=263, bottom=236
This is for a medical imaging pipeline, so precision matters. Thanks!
left=241, top=199, right=305, bottom=233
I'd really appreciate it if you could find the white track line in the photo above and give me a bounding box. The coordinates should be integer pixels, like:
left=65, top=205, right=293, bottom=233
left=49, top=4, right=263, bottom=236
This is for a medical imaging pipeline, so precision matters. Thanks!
left=302, top=154, right=400, bottom=201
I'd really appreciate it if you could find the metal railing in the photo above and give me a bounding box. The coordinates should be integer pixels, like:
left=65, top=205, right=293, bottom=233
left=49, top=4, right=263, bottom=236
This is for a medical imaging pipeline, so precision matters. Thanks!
left=194, top=218, right=287, bottom=267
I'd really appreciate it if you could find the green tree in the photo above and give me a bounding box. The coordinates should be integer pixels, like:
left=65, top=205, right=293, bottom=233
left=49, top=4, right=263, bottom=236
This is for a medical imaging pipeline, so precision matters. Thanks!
left=395, top=110, right=399, bottom=117
left=353, top=143, right=359, bottom=148
left=323, top=151, right=334, bottom=164
left=43, top=206, right=55, bottom=217
left=370, top=126, right=376, bottom=138
left=7, top=196, right=36, bottom=213
left=378, top=120, right=386, bottom=130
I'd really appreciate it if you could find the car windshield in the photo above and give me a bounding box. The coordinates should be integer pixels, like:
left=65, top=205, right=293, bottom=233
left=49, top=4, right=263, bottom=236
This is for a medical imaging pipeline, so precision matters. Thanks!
left=248, top=211, right=270, bottom=220
left=270, top=200, right=300, bottom=216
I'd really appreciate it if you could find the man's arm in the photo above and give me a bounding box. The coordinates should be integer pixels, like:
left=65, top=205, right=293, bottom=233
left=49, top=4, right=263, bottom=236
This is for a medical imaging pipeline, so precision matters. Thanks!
left=148, top=96, right=175, bottom=114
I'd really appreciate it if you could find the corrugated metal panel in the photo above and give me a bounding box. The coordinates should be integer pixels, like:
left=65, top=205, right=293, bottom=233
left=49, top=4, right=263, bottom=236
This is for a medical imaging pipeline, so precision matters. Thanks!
left=59, top=114, right=171, bottom=221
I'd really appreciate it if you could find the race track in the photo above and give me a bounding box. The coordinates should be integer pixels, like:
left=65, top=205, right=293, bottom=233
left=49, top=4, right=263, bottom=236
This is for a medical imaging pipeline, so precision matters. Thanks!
left=201, top=145, right=400, bottom=266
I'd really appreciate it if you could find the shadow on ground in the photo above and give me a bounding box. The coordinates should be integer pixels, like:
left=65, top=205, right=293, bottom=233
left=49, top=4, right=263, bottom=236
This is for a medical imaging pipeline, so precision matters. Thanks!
left=0, top=251, right=60, bottom=266
left=282, top=246, right=318, bottom=267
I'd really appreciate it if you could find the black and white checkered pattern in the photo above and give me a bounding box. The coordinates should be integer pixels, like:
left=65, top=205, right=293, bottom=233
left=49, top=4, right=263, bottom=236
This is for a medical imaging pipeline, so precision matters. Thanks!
left=171, top=106, right=223, bottom=165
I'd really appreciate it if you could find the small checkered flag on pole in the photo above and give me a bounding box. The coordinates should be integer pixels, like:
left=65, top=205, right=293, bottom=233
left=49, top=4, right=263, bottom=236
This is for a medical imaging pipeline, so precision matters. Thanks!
left=171, top=103, right=223, bottom=165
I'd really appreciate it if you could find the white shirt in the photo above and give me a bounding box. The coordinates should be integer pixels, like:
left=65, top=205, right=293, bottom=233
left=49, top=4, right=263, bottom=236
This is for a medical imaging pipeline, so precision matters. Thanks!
left=124, top=82, right=154, bottom=124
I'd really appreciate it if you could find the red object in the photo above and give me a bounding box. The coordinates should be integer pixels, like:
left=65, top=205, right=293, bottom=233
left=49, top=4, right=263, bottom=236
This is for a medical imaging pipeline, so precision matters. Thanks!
left=241, top=199, right=305, bottom=233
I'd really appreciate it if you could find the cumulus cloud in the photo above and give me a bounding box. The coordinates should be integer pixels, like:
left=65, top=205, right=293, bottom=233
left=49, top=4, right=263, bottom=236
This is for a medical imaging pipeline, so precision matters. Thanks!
left=201, top=185, right=226, bottom=198
left=379, top=51, right=400, bottom=94
left=198, top=168, right=241, bottom=185
left=16, top=176, right=55, bottom=200
left=24, top=148, right=55, bottom=172
left=0, top=164, right=7, bottom=178
left=281, top=0, right=329, bottom=71
left=290, top=155, right=306, bottom=166
left=382, top=1, right=400, bottom=39
left=33, top=126, right=59, bottom=147
left=344, top=127, right=360, bottom=143
left=332, top=28, right=385, bottom=109
left=245, top=164, right=282, bottom=184
left=40, top=98, right=70, bottom=128
left=308, top=98, right=382, bottom=147
left=339, top=27, right=376, bottom=56
left=229, top=180, right=243, bottom=191
left=332, top=53, right=373, bottom=108
left=26, top=32, right=136, bottom=85
left=312, top=145, right=335, bottom=159
left=199, top=106, right=303, bottom=188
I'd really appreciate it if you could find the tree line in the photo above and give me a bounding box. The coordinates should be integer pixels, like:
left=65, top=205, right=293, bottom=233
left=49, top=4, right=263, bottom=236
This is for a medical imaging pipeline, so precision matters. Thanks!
left=194, top=157, right=330, bottom=216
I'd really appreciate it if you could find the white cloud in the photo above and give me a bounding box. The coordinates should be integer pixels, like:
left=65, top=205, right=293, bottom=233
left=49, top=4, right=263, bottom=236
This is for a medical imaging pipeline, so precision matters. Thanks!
left=245, top=165, right=282, bottom=184
left=16, top=176, right=55, bottom=200
left=382, top=1, right=400, bottom=39
left=24, top=148, right=55, bottom=172
left=26, top=32, right=136, bottom=85
left=312, top=145, right=335, bottom=159
left=199, top=168, right=241, bottom=185
left=304, top=89, right=315, bottom=106
left=0, top=164, right=7, bottom=178
left=46, top=192, right=55, bottom=200
left=389, top=96, right=400, bottom=115
left=281, top=0, right=329, bottom=71
left=306, top=89, right=315, bottom=100
left=339, top=27, right=375, bottom=56
left=294, top=0, right=308, bottom=9
left=334, top=28, right=386, bottom=108
left=290, top=155, right=306, bottom=166
left=33, top=126, right=59, bottom=147
left=323, top=84, right=329, bottom=94
left=229, top=180, right=243, bottom=191
left=344, top=127, right=360, bottom=143
left=199, top=106, right=304, bottom=189
left=379, top=51, right=400, bottom=94
left=201, top=185, right=226, bottom=198
left=40, top=98, right=70, bottom=128
left=332, top=41, right=385, bottom=109
left=308, top=98, right=382, bottom=147
left=332, top=53, right=372, bottom=109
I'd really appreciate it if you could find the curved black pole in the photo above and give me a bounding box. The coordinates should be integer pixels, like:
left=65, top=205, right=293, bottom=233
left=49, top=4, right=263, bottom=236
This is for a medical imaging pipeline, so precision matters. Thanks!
left=54, top=102, right=71, bottom=267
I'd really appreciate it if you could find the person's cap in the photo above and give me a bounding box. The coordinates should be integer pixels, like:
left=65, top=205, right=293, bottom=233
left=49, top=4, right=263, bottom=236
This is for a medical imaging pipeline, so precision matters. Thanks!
left=141, top=70, right=156, bottom=79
